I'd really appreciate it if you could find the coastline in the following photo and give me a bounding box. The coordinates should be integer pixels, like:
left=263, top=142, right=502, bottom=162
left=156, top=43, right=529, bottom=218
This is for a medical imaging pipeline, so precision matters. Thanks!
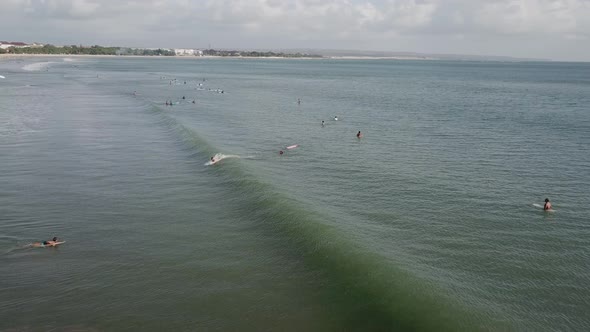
left=1, top=53, right=556, bottom=63
left=0, top=53, right=436, bottom=61
left=0, top=53, right=321, bottom=59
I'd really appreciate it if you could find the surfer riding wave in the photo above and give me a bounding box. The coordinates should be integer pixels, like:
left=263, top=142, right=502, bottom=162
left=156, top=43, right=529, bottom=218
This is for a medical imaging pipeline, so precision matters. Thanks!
left=205, top=153, right=240, bottom=165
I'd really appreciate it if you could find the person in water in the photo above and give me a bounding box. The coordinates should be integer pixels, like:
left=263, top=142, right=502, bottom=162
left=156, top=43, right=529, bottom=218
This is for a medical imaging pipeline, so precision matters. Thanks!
left=321, top=120, right=325, bottom=127
left=31, top=237, right=59, bottom=248
left=279, top=150, right=284, bottom=155
left=210, top=156, right=216, bottom=163
left=356, top=131, right=363, bottom=138
left=544, top=198, right=552, bottom=211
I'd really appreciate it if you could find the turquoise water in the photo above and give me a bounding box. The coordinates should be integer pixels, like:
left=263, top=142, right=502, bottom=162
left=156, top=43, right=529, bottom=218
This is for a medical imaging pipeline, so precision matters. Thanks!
left=1, top=57, right=589, bottom=331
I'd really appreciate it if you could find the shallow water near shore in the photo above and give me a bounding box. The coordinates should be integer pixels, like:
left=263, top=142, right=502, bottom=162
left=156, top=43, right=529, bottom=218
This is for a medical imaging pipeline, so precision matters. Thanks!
left=1, top=56, right=589, bottom=331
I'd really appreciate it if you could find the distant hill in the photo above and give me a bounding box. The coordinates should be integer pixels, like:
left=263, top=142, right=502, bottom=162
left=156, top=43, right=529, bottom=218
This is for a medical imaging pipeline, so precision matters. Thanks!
left=274, top=48, right=549, bottom=62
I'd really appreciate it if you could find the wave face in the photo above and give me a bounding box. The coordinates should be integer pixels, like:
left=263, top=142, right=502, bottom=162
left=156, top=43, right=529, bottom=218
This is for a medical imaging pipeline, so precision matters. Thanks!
left=147, top=106, right=488, bottom=331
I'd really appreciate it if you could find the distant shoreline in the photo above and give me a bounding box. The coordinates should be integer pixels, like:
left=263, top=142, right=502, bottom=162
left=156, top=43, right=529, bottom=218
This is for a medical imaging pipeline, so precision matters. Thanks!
left=0, top=54, right=435, bottom=61
left=0, top=54, right=323, bottom=60
left=0, top=53, right=557, bottom=62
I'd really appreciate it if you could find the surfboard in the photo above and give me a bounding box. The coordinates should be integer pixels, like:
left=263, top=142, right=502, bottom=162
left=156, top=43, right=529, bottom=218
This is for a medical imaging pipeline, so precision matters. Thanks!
left=0, top=75, right=5, bottom=79
left=34, top=241, right=66, bottom=248
left=286, top=144, right=299, bottom=150
left=533, top=204, right=555, bottom=212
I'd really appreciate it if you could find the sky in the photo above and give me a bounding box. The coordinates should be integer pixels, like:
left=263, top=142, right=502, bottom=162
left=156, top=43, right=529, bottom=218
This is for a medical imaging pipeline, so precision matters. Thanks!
left=1, top=0, right=589, bottom=61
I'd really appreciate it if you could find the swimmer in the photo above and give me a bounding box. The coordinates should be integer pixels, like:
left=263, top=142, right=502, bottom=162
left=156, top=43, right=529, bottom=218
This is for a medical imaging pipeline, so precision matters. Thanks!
left=297, top=98, right=301, bottom=105
left=31, top=237, right=59, bottom=248
left=356, top=131, right=363, bottom=138
left=321, top=120, right=325, bottom=127
left=192, top=100, right=196, bottom=104
left=210, top=156, right=216, bottom=163
left=182, top=96, right=186, bottom=100
left=334, top=116, right=338, bottom=121
left=544, top=198, right=552, bottom=211
left=279, top=150, right=284, bottom=155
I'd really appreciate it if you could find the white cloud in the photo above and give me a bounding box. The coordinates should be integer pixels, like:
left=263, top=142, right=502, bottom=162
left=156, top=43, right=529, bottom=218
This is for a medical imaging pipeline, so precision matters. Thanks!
left=1, top=0, right=590, bottom=60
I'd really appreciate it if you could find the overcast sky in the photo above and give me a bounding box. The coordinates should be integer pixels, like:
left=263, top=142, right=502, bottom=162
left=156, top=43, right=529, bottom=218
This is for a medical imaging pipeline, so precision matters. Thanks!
left=1, top=0, right=589, bottom=61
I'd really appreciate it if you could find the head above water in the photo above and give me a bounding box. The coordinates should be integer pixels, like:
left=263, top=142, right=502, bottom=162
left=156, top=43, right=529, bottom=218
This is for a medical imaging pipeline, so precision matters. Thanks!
left=545, top=198, right=550, bottom=202
left=52, top=237, right=57, bottom=241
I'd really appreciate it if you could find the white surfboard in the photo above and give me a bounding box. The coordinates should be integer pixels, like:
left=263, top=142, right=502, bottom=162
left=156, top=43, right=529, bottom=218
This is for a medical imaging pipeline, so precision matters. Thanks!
left=34, top=241, right=66, bottom=248
left=533, top=204, right=555, bottom=212
left=286, top=144, right=299, bottom=150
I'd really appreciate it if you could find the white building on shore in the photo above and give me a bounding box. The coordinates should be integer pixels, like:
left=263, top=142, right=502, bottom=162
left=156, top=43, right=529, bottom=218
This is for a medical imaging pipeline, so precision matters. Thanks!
left=0, top=41, right=44, bottom=50
left=174, top=49, right=203, bottom=56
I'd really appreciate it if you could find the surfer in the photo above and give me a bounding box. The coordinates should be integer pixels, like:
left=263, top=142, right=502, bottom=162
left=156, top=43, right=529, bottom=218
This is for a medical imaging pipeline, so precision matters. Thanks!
left=210, top=156, right=216, bottom=163
left=31, top=237, right=59, bottom=248
left=279, top=150, right=284, bottom=155
left=356, top=131, right=363, bottom=138
left=321, top=120, right=325, bottom=127
left=334, top=116, right=338, bottom=121
left=544, top=198, right=552, bottom=211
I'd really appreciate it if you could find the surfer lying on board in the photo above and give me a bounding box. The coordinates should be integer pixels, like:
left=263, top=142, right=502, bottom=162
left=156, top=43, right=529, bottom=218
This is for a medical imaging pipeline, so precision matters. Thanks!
left=544, top=198, right=552, bottom=211
left=31, top=237, right=60, bottom=248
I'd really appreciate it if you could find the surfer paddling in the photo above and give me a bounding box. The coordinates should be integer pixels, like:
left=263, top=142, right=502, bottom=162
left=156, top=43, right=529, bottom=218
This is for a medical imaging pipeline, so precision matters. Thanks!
left=31, top=237, right=60, bottom=248
left=544, top=198, right=552, bottom=211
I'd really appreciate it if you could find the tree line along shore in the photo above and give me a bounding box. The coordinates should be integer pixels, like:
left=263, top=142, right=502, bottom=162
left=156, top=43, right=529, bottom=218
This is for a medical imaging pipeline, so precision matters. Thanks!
left=0, top=44, right=322, bottom=58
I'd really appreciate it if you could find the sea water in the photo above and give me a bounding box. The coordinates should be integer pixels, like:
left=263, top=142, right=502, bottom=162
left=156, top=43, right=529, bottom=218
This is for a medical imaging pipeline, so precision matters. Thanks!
left=1, top=56, right=589, bottom=331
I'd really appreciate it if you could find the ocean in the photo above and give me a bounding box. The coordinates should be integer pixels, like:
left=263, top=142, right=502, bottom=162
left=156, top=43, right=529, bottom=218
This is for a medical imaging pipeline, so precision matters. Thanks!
left=0, top=56, right=589, bottom=331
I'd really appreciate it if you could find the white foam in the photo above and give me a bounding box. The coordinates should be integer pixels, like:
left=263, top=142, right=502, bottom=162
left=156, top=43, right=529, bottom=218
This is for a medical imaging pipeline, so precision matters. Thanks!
left=21, top=62, right=54, bottom=71
left=0, top=75, right=5, bottom=79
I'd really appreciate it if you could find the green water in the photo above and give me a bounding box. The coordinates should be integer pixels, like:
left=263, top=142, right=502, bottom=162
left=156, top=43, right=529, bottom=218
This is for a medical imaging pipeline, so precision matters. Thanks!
left=1, top=57, right=589, bottom=331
